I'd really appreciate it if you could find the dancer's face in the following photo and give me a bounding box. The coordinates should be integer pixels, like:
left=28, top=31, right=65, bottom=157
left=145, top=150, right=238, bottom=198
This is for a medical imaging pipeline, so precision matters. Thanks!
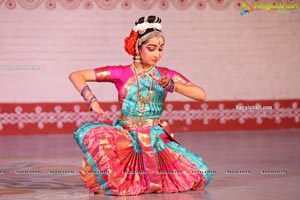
left=139, top=36, right=164, bottom=67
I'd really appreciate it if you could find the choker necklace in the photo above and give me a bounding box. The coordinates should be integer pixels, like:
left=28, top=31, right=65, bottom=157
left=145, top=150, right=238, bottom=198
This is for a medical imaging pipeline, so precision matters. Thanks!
left=132, top=63, right=155, bottom=116
left=133, top=62, right=155, bottom=78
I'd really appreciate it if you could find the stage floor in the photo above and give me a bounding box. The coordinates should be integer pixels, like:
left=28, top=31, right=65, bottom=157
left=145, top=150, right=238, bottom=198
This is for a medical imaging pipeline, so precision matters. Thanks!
left=0, top=130, right=299, bottom=200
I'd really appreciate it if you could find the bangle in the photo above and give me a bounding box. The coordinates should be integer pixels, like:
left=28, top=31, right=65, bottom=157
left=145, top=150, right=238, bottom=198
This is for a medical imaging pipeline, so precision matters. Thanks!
left=85, top=93, right=94, bottom=102
left=165, top=79, right=175, bottom=93
left=88, top=96, right=97, bottom=111
left=80, top=85, right=91, bottom=100
left=88, top=96, right=97, bottom=104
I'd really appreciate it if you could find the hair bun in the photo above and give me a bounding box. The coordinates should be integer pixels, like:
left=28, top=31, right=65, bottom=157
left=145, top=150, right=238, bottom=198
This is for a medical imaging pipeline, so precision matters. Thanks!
left=135, top=16, right=162, bottom=25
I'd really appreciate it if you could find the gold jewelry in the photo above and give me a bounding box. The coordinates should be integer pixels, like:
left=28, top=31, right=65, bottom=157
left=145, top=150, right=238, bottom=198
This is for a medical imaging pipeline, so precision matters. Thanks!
left=132, top=63, right=155, bottom=116
left=120, top=114, right=160, bottom=130
left=133, top=55, right=141, bottom=63
left=138, top=31, right=164, bottom=46
left=133, top=62, right=155, bottom=78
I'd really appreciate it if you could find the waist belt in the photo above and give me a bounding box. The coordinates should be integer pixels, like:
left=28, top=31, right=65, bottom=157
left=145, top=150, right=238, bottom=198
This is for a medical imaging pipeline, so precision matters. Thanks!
left=119, top=115, right=160, bottom=130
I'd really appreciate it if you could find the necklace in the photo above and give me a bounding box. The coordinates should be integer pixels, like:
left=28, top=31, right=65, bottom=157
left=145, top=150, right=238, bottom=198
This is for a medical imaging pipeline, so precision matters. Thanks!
left=132, top=63, right=155, bottom=116
left=133, top=62, right=155, bottom=78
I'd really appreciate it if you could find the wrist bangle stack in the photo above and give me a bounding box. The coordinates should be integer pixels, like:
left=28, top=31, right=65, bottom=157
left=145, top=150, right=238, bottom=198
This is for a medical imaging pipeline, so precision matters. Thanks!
left=88, top=96, right=97, bottom=104
left=80, top=85, right=98, bottom=109
left=164, top=79, right=175, bottom=93
left=85, top=93, right=94, bottom=102
left=88, top=95, right=97, bottom=111
left=81, top=85, right=90, bottom=99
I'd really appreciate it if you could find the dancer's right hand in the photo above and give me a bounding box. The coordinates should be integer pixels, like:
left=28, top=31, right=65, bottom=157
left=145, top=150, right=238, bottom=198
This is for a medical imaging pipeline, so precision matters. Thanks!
left=89, top=101, right=107, bottom=120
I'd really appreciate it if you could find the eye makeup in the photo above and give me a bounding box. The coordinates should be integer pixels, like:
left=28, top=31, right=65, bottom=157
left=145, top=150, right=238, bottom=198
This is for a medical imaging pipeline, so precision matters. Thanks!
left=146, top=44, right=164, bottom=52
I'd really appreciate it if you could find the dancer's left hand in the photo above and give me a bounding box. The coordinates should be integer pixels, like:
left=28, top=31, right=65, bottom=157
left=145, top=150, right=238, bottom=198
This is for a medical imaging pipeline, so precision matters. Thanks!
left=150, top=72, right=170, bottom=88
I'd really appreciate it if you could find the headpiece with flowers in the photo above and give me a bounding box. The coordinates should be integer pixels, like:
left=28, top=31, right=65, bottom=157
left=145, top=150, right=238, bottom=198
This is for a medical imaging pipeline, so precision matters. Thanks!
left=124, top=16, right=164, bottom=57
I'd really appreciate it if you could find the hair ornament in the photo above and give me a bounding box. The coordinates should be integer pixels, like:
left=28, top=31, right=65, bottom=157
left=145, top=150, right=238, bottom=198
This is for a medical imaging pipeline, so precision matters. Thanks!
left=124, top=29, right=138, bottom=56
left=133, top=22, right=162, bottom=33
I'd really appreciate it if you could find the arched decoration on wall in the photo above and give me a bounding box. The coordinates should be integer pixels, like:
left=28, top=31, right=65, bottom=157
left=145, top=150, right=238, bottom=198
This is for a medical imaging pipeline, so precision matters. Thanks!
left=1, top=0, right=298, bottom=10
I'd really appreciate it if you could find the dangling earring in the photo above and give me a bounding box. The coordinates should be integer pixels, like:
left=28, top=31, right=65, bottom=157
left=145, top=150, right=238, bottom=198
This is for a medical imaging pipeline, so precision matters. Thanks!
left=133, top=55, right=141, bottom=63
left=134, top=41, right=141, bottom=63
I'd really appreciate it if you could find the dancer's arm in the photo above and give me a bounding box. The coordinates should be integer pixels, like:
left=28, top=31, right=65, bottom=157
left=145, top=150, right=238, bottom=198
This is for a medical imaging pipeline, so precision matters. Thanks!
left=151, top=73, right=206, bottom=101
left=69, top=70, right=96, bottom=93
left=174, top=82, right=206, bottom=101
left=69, top=70, right=107, bottom=118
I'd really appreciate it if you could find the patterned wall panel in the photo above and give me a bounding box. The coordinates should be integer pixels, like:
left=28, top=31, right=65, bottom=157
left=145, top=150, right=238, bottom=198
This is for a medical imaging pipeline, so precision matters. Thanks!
left=1, top=99, right=299, bottom=134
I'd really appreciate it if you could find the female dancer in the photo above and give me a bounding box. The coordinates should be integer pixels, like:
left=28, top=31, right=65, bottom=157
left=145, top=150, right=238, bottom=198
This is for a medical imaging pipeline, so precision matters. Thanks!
left=69, top=15, right=212, bottom=195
